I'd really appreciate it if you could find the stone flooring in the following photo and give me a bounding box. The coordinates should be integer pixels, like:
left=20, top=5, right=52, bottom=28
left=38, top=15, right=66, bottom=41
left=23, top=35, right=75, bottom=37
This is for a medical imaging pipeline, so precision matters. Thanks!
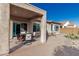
left=10, top=34, right=79, bottom=56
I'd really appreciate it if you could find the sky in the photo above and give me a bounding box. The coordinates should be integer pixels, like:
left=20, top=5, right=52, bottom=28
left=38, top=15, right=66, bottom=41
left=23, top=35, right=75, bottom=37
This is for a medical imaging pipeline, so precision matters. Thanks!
left=32, top=3, right=79, bottom=26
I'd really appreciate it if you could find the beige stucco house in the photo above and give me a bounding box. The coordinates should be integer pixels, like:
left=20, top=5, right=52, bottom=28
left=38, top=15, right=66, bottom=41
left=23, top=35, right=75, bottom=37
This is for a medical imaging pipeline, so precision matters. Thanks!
left=47, top=21, right=60, bottom=35
left=0, top=3, right=46, bottom=55
left=60, top=21, right=77, bottom=28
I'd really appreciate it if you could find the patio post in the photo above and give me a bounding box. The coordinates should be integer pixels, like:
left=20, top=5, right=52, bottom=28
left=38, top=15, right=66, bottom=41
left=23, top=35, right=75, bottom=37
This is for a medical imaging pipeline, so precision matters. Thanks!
left=0, top=4, right=10, bottom=55
left=40, top=12, right=46, bottom=43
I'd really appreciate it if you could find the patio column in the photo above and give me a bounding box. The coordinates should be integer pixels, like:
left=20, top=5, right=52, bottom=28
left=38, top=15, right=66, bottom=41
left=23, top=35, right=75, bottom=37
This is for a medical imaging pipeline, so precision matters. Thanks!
left=0, top=4, right=10, bottom=55
left=58, top=25, right=60, bottom=33
left=53, top=24, right=55, bottom=32
left=40, top=12, right=46, bottom=43
left=27, top=20, right=33, bottom=33
left=28, top=21, right=33, bottom=33
left=10, top=20, right=13, bottom=39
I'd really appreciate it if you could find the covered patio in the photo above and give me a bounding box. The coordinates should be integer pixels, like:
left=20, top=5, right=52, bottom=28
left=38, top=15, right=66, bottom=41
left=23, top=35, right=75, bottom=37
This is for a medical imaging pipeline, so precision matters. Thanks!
left=0, top=3, right=46, bottom=55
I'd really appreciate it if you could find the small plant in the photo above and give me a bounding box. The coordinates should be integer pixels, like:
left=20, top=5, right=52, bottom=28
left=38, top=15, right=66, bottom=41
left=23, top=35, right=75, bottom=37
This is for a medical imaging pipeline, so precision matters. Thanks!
left=71, top=33, right=74, bottom=36
left=70, top=35, right=75, bottom=40
left=64, top=35, right=68, bottom=38
left=75, top=35, right=79, bottom=39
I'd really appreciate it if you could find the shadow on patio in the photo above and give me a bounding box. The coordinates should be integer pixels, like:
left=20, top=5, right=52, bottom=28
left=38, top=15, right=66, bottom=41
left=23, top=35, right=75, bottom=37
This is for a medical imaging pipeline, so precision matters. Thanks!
left=53, top=45, right=79, bottom=56
left=10, top=39, right=36, bottom=53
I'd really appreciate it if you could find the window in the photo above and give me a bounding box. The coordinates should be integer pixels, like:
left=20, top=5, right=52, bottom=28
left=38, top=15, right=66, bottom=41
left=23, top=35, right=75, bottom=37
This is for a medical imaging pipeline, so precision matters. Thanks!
left=60, top=26, right=62, bottom=28
left=21, top=23, right=27, bottom=32
left=54, top=25, right=59, bottom=31
left=13, top=22, right=16, bottom=37
left=33, top=23, right=40, bottom=32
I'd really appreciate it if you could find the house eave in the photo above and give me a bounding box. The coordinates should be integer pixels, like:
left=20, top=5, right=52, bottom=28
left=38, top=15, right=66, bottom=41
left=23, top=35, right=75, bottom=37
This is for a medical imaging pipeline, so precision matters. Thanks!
left=10, top=3, right=46, bottom=15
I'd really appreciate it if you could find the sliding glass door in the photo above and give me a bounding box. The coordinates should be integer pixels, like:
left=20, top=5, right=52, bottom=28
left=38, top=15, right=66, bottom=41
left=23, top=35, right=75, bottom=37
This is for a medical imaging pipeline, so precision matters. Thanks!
left=13, top=22, right=20, bottom=37
left=13, top=22, right=27, bottom=37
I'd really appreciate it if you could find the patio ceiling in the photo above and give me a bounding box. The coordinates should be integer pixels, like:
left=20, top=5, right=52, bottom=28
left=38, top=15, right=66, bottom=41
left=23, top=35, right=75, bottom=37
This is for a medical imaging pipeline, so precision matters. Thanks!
left=10, top=4, right=42, bottom=21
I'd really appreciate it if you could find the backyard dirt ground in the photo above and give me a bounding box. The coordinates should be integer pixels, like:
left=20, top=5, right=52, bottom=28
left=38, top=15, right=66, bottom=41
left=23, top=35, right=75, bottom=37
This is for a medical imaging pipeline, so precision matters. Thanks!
left=10, top=34, right=79, bottom=56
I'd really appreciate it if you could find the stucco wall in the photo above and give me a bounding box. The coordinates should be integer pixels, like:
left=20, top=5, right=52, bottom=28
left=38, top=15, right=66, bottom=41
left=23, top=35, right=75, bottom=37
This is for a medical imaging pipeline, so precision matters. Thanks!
left=0, top=4, right=10, bottom=55
left=60, top=28, right=79, bottom=34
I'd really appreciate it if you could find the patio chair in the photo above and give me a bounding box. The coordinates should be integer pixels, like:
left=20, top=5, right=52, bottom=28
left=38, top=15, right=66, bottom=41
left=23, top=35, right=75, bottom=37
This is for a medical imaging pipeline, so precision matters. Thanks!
left=17, top=34, right=25, bottom=42
left=32, top=32, right=40, bottom=40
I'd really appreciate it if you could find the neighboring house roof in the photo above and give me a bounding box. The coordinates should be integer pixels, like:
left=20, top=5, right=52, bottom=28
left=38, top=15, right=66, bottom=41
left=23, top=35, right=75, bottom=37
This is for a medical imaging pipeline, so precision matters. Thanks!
left=67, top=23, right=74, bottom=26
left=59, top=21, right=77, bottom=28
left=47, top=20, right=77, bottom=28
left=47, top=21, right=61, bottom=25
left=59, top=22, right=64, bottom=26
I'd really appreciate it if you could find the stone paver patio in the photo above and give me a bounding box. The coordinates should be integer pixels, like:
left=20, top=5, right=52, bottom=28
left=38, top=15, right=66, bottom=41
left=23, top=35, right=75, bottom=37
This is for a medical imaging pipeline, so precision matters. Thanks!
left=10, top=34, right=79, bottom=56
